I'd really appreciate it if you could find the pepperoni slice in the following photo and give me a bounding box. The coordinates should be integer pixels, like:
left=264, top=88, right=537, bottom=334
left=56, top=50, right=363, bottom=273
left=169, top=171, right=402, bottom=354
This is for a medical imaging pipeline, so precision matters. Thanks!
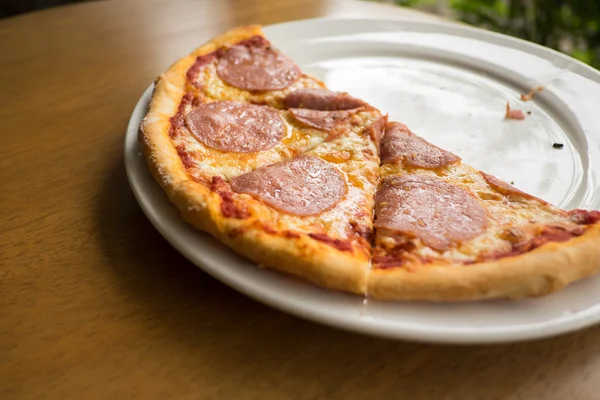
left=283, top=89, right=367, bottom=111
left=230, top=155, right=346, bottom=216
left=184, top=101, right=285, bottom=153
left=288, top=108, right=358, bottom=132
left=375, top=175, right=487, bottom=251
left=216, top=41, right=301, bottom=91
left=380, top=123, right=460, bottom=168
left=480, top=172, right=546, bottom=203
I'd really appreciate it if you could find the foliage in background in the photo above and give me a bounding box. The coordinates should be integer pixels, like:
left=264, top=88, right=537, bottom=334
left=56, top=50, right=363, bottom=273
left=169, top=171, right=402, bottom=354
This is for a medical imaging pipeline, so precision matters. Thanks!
left=391, top=0, right=600, bottom=68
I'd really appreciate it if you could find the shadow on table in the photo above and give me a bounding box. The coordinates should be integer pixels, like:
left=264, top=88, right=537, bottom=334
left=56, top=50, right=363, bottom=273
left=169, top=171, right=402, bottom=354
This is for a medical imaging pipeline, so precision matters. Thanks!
left=93, top=153, right=599, bottom=398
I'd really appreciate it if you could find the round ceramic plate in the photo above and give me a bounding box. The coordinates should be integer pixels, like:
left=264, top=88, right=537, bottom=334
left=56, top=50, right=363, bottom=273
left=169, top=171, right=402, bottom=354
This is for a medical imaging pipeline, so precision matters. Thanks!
left=125, top=18, right=600, bottom=344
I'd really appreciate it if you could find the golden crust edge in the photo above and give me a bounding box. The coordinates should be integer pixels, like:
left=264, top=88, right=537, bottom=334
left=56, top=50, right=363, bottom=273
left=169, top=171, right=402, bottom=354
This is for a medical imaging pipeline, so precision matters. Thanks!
left=139, top=25, right=368, bottom=295
left=368, top=224, right=600, bottom=301
left=170, top=180, right=368, bottom=294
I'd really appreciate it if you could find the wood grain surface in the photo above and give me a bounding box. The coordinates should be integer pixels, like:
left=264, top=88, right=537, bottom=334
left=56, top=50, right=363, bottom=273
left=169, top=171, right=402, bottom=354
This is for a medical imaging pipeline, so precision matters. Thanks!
left=1, top=1, right=599, bottom=399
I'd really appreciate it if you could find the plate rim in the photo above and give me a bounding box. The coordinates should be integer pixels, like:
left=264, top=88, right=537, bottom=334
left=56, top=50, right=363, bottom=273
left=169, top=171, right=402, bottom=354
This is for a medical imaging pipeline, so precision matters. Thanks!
left=125, top=17, right=600, bottom=344
left=264, top=16, right=600, bottom=82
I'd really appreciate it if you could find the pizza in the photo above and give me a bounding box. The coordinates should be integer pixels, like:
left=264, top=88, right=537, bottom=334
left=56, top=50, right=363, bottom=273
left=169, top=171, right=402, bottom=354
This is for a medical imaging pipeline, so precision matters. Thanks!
left=371, top=123, right=600, bottom=300
left=140, top=25, right=600, bottom=301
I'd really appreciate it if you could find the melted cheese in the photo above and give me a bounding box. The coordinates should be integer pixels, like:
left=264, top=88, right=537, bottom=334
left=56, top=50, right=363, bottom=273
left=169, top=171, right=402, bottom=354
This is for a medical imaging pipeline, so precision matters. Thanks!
left=197, top=60, right=324, bottom=108
left=172, top=112, right=327, bottom=181
left=378, top=162, right=577, bottom=263
left=246, top=112, right=380, bottom=235
left=171, top=64, right=329, bottom=181
left=230, top=112, right=382, bottom=247
left=173, top=59, right=383, bottom=247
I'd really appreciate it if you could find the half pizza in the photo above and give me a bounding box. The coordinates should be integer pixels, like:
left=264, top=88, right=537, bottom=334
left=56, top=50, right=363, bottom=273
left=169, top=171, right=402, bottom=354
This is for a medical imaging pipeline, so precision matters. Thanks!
left=140, top=25, right=600, bottom=301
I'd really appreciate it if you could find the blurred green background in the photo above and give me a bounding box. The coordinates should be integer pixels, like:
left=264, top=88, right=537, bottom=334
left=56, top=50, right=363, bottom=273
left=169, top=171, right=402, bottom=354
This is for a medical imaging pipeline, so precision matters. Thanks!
left=374, top=0, right=600, bottom=69
left=2, top=0, right=598, bottom=69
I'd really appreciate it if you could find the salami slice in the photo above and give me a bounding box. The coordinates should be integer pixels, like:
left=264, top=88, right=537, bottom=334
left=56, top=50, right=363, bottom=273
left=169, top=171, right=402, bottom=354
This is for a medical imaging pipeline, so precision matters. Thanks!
left=184, top=101, right=285, bottom=153
left=380, top=123, right=460, bottom=168
left=375, top=175, right=487, bottom=251
left=480, top=172, right=546, bottom=203
left=217, top=41, right=301, bottom=91
left=283, top=89, right=367, bottom=111
left=288, top=108, right=358, bottom=132
left=230, top=155, right=346, bottom=216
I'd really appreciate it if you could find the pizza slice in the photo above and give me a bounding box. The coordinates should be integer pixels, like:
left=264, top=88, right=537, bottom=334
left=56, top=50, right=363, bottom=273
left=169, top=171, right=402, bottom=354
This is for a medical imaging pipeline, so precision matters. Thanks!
left=370, top=122, right=600, bottom=300
left=168, top=111, right=384, bottom=293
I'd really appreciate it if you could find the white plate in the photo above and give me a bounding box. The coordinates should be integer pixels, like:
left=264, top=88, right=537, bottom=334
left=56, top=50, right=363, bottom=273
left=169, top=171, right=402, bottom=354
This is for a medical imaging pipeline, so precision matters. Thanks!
left=125, top=18, right=600, bottom=344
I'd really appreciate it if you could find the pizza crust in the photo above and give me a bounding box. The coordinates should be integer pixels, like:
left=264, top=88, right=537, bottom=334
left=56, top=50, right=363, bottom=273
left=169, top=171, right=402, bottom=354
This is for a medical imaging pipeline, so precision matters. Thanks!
left=140, top=26, right=369, bottom=294
left=368, top=224, right=600, bottom=301
left=169, top=180, right=368, bottom=293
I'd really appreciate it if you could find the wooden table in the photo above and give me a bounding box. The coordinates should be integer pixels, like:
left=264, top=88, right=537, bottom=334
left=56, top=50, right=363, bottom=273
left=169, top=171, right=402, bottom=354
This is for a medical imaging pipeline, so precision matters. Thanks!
left=2, top=0, right=599, bottom=398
